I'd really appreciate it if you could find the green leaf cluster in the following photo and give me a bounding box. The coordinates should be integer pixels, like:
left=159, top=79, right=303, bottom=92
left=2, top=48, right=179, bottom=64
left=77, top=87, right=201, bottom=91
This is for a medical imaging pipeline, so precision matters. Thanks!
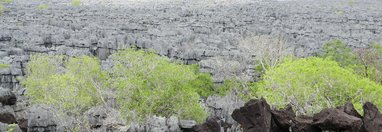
left=109, top=49, right=210, bottom=123
left=22, top=54, right=108, bottom=115
left=23, top=49, right=214, bottom=123
left=321, top=40, right=382, bottom=84
left=6, top=123, right=17, bottom=132
left=320, top=39, right=360, bottom=69
left=256, top=57, right=382, bottom=115
left=71, top=0, right=81, bottom=6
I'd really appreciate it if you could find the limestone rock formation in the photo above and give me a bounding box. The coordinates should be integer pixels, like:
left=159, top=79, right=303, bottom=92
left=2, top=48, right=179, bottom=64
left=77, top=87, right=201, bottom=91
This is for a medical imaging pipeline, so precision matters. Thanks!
left=27, top=105, right=58, bottom=132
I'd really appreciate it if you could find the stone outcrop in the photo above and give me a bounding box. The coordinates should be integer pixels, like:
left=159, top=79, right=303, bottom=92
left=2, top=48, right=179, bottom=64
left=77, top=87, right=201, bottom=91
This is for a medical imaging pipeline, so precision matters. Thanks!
left=27, top=105, right=58, bottom=132
left=231, top=98, right=273, bottom=131
left=1, top=0, right=382, bottom=131
left=232, top=99, right=382, bottom=132
left=312, top=108, right=363, bottom=131
left=1, top=0, right=382, bottom=88
left=363, top=102, right=382, bottom=132
left=193, top=117, right=220, bottom=132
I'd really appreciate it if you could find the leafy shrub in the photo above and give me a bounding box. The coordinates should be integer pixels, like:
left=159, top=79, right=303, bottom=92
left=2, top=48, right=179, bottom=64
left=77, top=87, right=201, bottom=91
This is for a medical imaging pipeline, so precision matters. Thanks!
left=71, top=0, right=81, bottom=6
left=109, top=49, right=210, bottom=123
left=320, top=39, right=360, bottom=69
left=22, top=54, right=108, bottom=115
left=7, top=123, right=17, bottom=132
left=255, top=57, right=382, bottom=115
left=217, top=79, right=255, bottom=100
left=321, top=40, right=382, bottom=84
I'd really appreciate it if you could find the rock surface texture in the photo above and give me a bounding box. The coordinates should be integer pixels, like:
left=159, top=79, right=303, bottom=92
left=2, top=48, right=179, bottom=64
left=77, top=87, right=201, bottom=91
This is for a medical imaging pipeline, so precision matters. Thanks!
left=1, top=0, right=382, bottom=131
left=1, top=0, right=382, bottom=86
left=232, top=99, right=382, bottom=132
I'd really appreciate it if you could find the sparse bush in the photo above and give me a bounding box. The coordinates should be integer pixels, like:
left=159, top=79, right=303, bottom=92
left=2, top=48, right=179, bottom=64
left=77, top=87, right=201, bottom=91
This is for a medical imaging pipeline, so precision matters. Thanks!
left=109, top=49, right=210, bottom=123
left=355, top=43, right=382, bottom=84
left=238, top=34, right=292, bottom=72
left=255, top=57, right=382, bottom=115
left=199, top=56, right=250, bottom=83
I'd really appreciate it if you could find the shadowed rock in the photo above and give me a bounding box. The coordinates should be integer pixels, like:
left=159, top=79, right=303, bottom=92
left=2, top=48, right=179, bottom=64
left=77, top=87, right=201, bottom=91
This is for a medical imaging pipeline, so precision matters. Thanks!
left=0, top=87, right=16, bottom=105
left=271, top=104, right=295, bottom=130
left=291, top=115, right=321, bottom=132
left=312, top=108, right=363, bottom=132
left=0, top=105, right=17, bottom=124
left=193, top=117, right=220, bottom=132
left=231, top=98, right=273, bottom=132
left=18, top=118, right=28, bottom=132
left=363, top=102, right=382, bottom=132
left=337, top=102, right=362, bottom=118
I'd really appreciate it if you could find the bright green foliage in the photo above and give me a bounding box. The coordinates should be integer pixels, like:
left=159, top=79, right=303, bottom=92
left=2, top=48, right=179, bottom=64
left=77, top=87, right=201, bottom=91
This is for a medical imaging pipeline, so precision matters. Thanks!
left=22, top=54, right=108, bottom=115
left=71, top=0, right=81, bottom=6
left=217, top=79, right=255, bottom=100
left=2, top=0, right=12, bottom=3
left=321, top=40, right=382, bottom=84
left=109, top=49, right=210, bottom=123
left=321, top=39, right=360, bottom=69
left=256, top=57, right=382, bottom=115
left=0, top=64, right=9, bottom=69
left=6, top=123, right=17, bottom=132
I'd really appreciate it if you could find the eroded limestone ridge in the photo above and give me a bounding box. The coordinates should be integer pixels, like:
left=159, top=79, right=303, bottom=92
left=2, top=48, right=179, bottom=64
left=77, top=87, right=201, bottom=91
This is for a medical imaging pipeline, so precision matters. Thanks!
left=1, top=0, right=382, bottom=91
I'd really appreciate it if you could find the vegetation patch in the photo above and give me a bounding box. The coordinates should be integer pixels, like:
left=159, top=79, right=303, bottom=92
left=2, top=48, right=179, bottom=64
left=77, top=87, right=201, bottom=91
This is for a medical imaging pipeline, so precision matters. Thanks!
left=22, top=49, right=214, bottom=124
left=255, top=57, right=382, bottom=115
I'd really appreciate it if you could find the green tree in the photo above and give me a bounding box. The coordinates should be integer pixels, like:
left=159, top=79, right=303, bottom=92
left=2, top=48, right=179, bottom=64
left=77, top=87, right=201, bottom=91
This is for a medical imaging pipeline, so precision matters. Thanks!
left=320, top=39, right=360, bottom=69
left=22, top=54, right=108, bottom=115
left=354, top=43, right=382, bottom=84
left=255, top=57, right=382, bottom=115
left=109, top=49, right=210, bottom=123
left=321, top=40, right=382, bottom=84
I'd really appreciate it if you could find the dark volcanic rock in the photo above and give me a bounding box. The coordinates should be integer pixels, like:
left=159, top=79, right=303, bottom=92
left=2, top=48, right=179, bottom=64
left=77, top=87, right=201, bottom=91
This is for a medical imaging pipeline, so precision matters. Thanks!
left=0, top=87, right=16, bottom=105
left=337, top=102, right=362, bottom=118
left=291, top=115, right=321, bottom=132
left=0, top=105, right=17, bottom=124
left=231, top=98, right=273, bottom=131
left=18, top=118, right=28, bottom=132
left=312, top=108, right=363, bottom=131
left=363, top=102, right=382, bottom=132
left=193, top=117, right=220, bottom=132
left=271, top=105, right=295, bottom=130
